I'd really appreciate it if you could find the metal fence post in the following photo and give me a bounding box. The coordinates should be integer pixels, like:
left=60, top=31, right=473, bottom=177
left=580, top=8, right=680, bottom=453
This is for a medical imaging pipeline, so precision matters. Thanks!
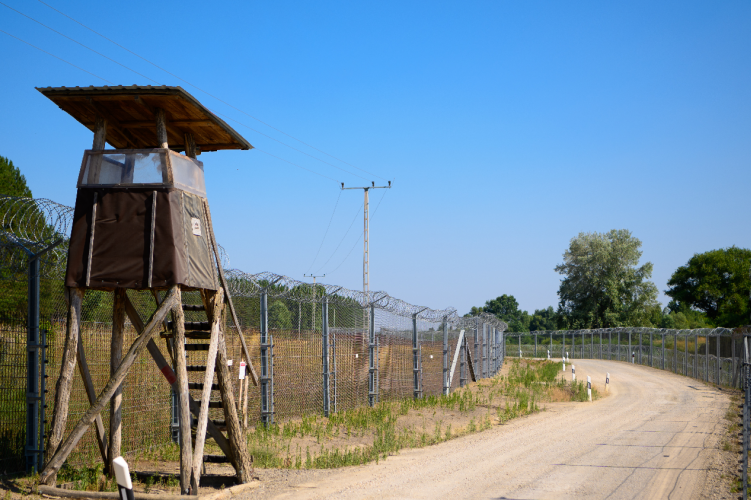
left=743, top=336, right=749, bottom=500
left=518, top=333, right=521, bottom=358
left=649, top=332, right=653, bottom=367
left=661, top=332, right=665, bottom=370
left=717, top=334, right=721, bottom=385
left=413, top=312, right=420, bottom=398
left=599, top=330, right=602, bottom=359
left=673, top=333, right=677, bottom=374
left=322, top=296, right=330, bottom=417
left=260, top=291, right=274, bottom=426
left=550, top=331, right=553, bottom=356
left=639, top=333, right=642, bottom=365
left=534, top=332, right=537, bottom=358
left=705, top=334, right=709, bottom=382
left=608, top=331, right=612, bottom=360
left=694, top=334, right=699, bottom=378
left=617, top=332, right=621, bottom=361
left=474, top=319, right=479, bottom=377
left=369, top=303, right=377, bottom=406
left=442, top=316, right=449, bottom=395
left=460, top=335, right=466, bottom=387
left=25, top=254, right=41, bottom=473
left=562, top=331, right=566, bottom=360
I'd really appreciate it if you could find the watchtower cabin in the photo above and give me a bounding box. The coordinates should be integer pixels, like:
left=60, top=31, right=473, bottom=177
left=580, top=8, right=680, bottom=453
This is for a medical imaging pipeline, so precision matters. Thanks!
left=36, top=85, right=258, bottom=494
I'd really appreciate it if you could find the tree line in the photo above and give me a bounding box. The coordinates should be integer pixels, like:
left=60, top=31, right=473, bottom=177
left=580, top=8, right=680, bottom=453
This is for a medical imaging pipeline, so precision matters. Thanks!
left=468, top=229, right=750, bottom=331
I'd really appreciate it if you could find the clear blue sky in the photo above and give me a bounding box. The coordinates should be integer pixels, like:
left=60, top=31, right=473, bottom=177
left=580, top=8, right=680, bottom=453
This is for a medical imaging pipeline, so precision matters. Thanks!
left=1, top=1, right=749, bottom=315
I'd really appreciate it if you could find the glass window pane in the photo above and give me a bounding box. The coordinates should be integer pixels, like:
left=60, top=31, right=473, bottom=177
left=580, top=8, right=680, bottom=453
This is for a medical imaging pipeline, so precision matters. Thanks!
left=170, top=153, right=206, bottom=197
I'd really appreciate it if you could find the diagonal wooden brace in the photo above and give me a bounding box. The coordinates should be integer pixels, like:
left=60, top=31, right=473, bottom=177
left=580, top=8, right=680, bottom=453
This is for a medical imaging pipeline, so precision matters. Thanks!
left=40, top=286, right=179, bottom=485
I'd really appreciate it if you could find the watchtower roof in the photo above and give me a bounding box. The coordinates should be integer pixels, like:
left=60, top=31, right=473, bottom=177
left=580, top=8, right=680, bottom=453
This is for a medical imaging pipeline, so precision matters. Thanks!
left=36, top=85, right=252, bottom=152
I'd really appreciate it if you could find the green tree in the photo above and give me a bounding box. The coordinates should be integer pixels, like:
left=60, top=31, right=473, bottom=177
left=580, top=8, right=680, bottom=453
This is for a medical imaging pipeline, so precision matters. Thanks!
left=268, top=300, right=292, bottom=329
left=529, top=306, right=558, bottom=331
left=0, top=156, right=32, bottom=198
left=555, top=229, right=659, bottom=328
left=665, top=247, right=751, bottom=327
left=468, top=294, right=530, bottom=332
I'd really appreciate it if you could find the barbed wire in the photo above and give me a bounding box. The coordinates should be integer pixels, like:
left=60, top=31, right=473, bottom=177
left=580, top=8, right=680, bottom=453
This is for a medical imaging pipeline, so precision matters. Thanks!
left=0, top=196, right=73, bottom=277
left=0, top=195, right=507, bottom=328
left=504, top=326, right=740, bottom=338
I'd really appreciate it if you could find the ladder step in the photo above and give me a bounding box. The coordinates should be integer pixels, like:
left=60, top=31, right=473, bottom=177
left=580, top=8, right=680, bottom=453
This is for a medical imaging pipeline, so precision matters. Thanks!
left=191, top=420, right=226, bottom=431
left=186, top=365, right=216, bottom=372
left=194, top=400, right=223, bottom=409
left=161, top=331, right=212, bottom=340
left=183, top=304, right=206, bottom=312
left=188, top=382, right=219, bottom=391
left=185, top=344, right=210, bottom=351
left=203, top=455, right=229, bottom=464
left=169, top=321, right=211, bottom=331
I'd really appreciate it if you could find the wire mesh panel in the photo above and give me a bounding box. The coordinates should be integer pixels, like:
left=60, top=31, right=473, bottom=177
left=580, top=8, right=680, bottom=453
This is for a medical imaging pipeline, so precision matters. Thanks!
left=0, top=314, right=27, bottom=476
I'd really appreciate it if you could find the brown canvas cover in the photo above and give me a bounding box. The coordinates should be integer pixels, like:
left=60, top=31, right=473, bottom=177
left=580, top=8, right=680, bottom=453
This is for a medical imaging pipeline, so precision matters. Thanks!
left=66, top=187, right=217, bottom=291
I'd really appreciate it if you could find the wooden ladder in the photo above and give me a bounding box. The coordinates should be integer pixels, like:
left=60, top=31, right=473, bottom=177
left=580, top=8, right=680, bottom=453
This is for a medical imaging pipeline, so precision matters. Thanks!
left=162, top=289, right=251, bottom=492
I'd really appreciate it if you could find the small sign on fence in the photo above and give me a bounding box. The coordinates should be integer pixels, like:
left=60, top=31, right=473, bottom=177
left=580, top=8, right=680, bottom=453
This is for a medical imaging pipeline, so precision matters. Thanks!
left=239, top=360, right=246, bottom=380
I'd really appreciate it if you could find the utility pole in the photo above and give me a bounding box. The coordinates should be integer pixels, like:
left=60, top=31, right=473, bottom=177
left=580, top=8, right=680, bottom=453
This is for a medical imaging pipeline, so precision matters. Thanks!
left=304, top=274, right=325, bottom=332
left=341, top=181, right=391, bottom=326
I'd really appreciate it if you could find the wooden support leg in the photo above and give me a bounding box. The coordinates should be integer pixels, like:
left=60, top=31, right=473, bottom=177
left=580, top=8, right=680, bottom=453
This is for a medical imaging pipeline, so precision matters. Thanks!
left=191, top=289, right=223, bottom=491
left=216, top=332, right=252, bottom=483
left=43, top=287, right=85, bottom=484
left=242, top=372, right=249, bottom=430
left=108, top=289, right=126, bottom=474
left=40, top=286, right=178, bottom=485
left=172, top=289, right=194, bottom=494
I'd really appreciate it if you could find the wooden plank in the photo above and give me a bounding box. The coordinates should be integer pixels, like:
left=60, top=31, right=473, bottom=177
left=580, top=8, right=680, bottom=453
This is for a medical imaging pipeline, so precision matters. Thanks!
left=122, top=296, right=234, bottom=464
left=147, top=191, right=157, bottom=288
left=202, top=200, right=258, bottom=386
left=40, top=286, right=178, bottom=485
left=447, top=330, right=465, bottom=388
left=44, top=287, right=85, bottom=484
left=191, top=289, right=223, bottom=489
left=84, top=193, right=98, bottom=287
left=107, top=289, right=126, bottom=474
left=172, top=289, right=193, bottom=494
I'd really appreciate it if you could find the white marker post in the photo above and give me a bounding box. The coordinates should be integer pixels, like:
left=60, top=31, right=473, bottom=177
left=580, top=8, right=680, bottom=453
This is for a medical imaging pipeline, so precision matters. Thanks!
left=566, top=351, right=569, bottom=363
left=562, top=359, right=566, bottom=372
left=606, top=372, right=610, bottom=392
left=547, top=349, right=550, bottom=360
left=238, top=360, right=247, bottom=407
left=572, top=364, right=576, bottom=381
left=519, top=349, right=523, bottom=358
left=587, top=375, right=592, bottom=401
left=631, top=352, right=635, bottom=364
left=112, top=457, right=134, bottom=500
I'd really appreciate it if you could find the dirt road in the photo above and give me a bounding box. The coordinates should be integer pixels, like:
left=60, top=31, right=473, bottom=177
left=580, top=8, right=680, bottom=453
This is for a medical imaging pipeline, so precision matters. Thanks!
left=242, top=360, right=731, bottom=500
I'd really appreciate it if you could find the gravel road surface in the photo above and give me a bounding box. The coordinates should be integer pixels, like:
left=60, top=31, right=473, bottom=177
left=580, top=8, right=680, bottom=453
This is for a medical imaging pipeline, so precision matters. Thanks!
left=241, top=359, right=731, bottom=500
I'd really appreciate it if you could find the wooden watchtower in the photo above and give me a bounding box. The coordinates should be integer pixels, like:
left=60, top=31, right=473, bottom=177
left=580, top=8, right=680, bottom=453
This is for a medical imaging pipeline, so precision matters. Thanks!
left=36, top=85, right=258, bottom=494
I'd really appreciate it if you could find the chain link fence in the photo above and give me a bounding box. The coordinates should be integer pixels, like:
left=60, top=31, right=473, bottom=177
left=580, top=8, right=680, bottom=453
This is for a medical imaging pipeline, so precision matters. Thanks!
left=505, top=327, right=748, bottom=388
left=0, top=196, right=507, bottom=476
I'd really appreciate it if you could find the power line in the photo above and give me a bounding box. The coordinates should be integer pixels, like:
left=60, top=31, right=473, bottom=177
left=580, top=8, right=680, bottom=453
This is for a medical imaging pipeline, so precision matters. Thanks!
left=254, top=149, right=339, bottom=183
left=326, top=188, right=389, bottom=275
left=36, top=0, right=389, bottom=182
left=0, top=29, right=113, bottom=84
left=212, top=110, right=369, bottom=181
left=307, top=189, right=342, bottom=272
left=0, top=1, right=160, bottom=84
left=315, top=202, right=364, bottom=274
